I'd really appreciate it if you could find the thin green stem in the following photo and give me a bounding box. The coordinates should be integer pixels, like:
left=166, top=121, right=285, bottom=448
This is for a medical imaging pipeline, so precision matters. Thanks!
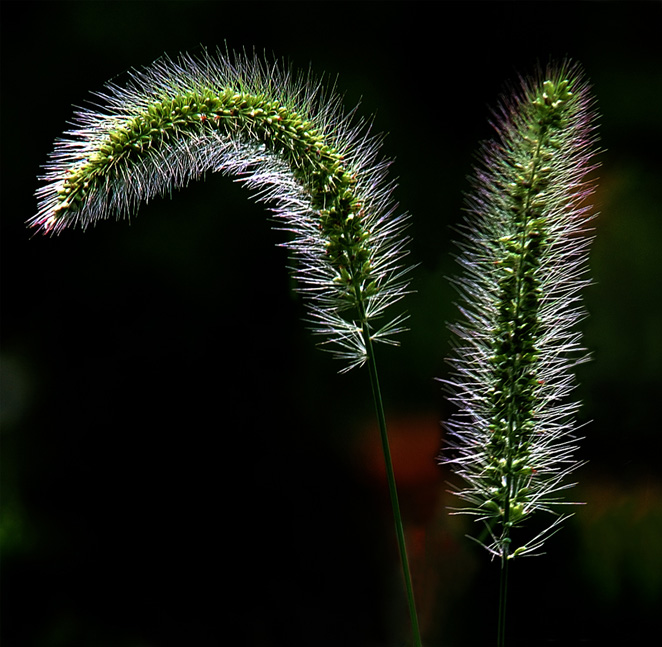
left=360, top=313, right=422, bottom=647
left=497, top=555, right=509, bottom=647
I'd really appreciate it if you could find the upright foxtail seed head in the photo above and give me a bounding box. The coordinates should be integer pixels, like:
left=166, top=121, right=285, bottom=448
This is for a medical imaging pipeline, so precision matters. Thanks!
left=441, top=60, right=600, bottom=560
left=31, top=47, right=411, bottom=371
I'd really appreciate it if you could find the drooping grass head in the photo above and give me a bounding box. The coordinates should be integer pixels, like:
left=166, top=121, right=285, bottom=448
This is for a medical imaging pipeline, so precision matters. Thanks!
left=31, top=47, right=411, bottom=372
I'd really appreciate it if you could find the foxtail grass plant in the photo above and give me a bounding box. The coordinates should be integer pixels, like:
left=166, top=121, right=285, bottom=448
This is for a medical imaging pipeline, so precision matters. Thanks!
left=30, top=47, right=421, bottom=647
left=441, top=60, right=599, bottom=646
left=32, top=45, right=600, bottom=646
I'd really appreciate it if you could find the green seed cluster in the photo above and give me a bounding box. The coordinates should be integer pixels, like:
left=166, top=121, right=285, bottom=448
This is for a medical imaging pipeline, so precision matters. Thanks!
left=55, top=89, right=374, bottom=302
left=444, top=61, right=597, bottom=561
left=482, top=78, right=573, bottom=528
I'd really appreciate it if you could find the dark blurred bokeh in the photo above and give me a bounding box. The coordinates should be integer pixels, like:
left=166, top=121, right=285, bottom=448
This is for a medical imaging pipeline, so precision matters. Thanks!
left=1, top=1, right=661, bottom=646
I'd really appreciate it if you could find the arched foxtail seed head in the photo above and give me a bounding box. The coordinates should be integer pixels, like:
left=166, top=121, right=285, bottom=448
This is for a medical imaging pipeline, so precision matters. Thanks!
left=31, top=46, right=412, bottom=371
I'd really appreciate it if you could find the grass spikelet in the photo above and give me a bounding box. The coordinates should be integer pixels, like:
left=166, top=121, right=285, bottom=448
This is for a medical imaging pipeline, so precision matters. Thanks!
left=441, top=60, right=600, bottom=562
left=31, top=46, right=411, bottom=372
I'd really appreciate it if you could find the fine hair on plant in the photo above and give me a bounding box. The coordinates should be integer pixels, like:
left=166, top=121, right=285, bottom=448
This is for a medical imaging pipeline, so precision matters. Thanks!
left=440, top=59, right=599, bottom=645
left=30, top=46, right=421, bottom=647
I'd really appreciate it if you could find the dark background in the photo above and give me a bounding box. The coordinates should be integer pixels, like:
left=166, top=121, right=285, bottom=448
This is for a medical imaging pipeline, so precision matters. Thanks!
left=2, top=1, right=661, bottom=646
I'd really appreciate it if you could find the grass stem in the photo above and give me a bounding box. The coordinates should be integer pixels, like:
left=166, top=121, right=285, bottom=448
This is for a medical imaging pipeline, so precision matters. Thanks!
left=361, top=319, right=422, bottom=647
left=497, top=554, right=509, bottom=647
